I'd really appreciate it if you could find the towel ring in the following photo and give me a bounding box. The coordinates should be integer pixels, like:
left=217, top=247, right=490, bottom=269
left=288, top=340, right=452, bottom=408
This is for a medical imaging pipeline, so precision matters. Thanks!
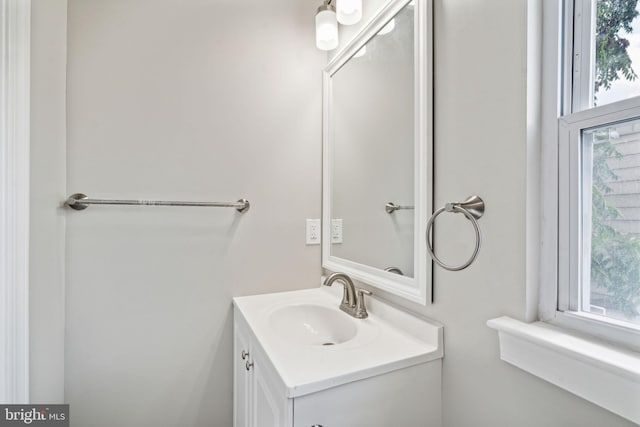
left=426, top=195, right=485, bottom=271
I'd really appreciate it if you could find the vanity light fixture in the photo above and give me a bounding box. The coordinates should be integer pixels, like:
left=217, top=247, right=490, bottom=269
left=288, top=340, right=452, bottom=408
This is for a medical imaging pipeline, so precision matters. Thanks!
left=378, top=18, right=396, bottom=35
left=336, top=0, right=362, bottom=25
left=353, top=45, right=366, bottom=58
left=316, top=0, right=339, bottom=51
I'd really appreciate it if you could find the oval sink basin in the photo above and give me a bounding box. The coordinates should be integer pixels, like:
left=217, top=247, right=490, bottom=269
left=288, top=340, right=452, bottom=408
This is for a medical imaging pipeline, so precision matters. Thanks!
left=268, top=304, right=357, bottom=346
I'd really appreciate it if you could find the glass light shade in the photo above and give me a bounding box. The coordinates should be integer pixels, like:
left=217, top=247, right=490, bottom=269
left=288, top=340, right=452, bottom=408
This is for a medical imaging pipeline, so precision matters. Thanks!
left=337, top=0, right=362, bottom=25
left=378, top=18, right=395, bottom=35
left=316, top=8, right=339, bottom=50
left=353, top=45, right=366, bottom=58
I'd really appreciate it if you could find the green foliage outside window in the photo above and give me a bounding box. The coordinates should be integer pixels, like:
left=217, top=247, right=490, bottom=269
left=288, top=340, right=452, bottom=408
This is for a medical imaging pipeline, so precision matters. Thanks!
left=590, top=0, right=640, bottom=318
left=595, top=0, right=639, bottom=92
left=591, top=138, right=640, bottom=317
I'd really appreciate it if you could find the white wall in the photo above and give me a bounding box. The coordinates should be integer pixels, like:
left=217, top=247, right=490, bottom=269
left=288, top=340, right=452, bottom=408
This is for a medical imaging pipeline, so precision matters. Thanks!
left=60, top=0, right=324, bottom=425
left=330, top=0, right=639, bottom=426
left=30, top=0, right=67, bottom=403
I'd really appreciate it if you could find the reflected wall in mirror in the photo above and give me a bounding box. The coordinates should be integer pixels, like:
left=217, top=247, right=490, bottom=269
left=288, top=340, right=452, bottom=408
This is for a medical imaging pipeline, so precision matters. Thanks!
left=322, top=0, right=433, bottom=304
left=331, top=4, right=415, bottom=277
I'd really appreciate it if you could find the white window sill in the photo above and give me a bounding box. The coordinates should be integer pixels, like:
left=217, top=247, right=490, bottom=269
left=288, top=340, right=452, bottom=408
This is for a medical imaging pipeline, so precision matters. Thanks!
left=487, top=316, right=640, bottom=425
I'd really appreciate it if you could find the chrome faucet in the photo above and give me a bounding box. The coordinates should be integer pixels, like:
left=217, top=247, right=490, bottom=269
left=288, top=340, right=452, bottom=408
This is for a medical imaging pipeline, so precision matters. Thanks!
left=322, top=272, right=372, bottom=319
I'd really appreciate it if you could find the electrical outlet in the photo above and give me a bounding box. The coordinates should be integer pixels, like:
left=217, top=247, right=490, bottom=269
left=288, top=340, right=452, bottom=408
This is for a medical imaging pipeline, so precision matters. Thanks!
left=306, top=219, right=321, bottom=245
left=331, top=219, right=343, bottom=243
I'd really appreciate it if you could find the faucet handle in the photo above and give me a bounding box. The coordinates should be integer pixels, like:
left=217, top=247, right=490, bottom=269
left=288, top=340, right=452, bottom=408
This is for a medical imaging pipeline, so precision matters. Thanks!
left=355, top=288, right=372, bottom=319
left=357, top=288, right=372, bottom=297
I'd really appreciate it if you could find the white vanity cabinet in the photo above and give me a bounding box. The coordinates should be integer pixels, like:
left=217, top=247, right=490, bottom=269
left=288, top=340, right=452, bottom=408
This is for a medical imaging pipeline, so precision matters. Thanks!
left=291, top=361, right=441, bottom=427
left=233, top=288, right=444, bottom=427
left=234, top=310, right=292, bottom=427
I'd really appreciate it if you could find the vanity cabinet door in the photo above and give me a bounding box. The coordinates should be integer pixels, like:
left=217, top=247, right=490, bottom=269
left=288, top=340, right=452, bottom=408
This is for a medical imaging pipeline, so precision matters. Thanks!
left=234, top=316, right=252, bottom=427
left=292, top=362, right=442, bottom=427
left=234, top=310, right=293, bottom=427
left=251, top=353, right=288, bottom=427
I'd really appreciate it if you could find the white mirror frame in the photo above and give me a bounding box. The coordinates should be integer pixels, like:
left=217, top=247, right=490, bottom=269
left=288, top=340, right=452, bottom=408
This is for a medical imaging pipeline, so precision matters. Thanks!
left=322, top=0, right=433, bottom=305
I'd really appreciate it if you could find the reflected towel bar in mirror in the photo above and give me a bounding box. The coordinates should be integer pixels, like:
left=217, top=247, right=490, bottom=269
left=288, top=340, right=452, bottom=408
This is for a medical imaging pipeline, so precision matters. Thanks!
left=384, top=267, right=404, bottom=275
left=385, top=202, right=415, bottom=214
left=64, top=193, right=250, bottom=213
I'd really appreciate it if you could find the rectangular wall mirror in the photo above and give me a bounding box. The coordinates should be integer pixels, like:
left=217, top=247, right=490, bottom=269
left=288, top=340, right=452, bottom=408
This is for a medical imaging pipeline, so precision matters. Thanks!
left=322, top=0, right=433, bottom=304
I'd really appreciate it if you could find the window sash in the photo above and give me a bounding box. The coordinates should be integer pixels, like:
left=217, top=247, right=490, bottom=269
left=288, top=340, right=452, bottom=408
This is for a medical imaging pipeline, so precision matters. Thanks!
left=570, top=0, right=596, bottom=113
left=543, top=0, right=640, bottom=350
left=557, top=98, right=640, bottom=348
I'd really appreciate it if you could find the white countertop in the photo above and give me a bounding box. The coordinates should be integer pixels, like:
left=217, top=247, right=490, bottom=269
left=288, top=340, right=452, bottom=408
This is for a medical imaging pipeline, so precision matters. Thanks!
left=233, top=287, right=443, bottom=397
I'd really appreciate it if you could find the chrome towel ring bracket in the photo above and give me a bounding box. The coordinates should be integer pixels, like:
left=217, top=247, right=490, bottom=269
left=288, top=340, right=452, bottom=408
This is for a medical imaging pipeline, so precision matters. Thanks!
left=426, top=195, right=485, bottom=271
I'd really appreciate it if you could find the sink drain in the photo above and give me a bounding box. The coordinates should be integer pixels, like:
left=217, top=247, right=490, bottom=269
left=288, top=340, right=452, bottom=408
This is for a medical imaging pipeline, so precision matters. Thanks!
left=322, top=342, right=335, bottom=346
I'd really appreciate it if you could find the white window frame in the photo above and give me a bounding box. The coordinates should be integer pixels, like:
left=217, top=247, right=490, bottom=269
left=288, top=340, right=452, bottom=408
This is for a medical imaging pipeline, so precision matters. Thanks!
left=541, top=0, right=640, bottom=352
left=0, top=0, right=31, bottom=403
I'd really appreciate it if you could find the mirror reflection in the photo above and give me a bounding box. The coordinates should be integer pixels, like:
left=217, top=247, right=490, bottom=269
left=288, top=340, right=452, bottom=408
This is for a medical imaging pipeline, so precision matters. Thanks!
left=330, top=4, right=415, bottom=277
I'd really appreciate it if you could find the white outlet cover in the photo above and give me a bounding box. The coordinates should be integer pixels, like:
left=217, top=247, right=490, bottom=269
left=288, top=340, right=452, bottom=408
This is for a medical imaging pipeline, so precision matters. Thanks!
left=306, top=219, right=321, bottom=245
left=331, top=219, right=343, bottom=243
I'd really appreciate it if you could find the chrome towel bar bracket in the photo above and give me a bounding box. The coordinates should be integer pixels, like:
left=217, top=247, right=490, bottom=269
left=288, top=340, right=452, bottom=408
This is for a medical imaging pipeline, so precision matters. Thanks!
left=426, top=195, right=484, bottom=271
left=64, top=193, right=250, bottom=213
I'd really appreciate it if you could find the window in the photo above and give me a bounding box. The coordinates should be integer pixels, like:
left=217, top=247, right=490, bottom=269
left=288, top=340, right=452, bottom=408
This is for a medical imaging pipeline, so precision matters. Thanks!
left=551, top=0, right=640, bottom=348
left=487, top=3, right=640, bottom=420
left=571, top=0, right=640, bottom=111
